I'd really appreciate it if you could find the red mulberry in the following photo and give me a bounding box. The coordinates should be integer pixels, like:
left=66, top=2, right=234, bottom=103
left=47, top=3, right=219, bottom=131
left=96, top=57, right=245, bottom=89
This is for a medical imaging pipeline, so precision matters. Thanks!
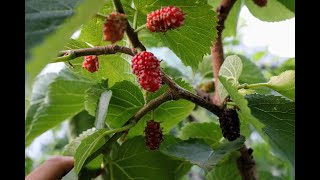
left=146, top=6, right=185, bottom=32
left=103, top=12, right=127, bottom=43
left=131, top=51, right=162, bottom=92
left=82, top=55, right=99, bottom=73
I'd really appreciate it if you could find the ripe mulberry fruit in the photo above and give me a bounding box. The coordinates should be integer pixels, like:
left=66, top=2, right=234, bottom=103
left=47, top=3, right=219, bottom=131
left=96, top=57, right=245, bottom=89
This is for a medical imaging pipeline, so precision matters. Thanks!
left=252, top=0, right=267, bottom=7
left=146, top=6, right=185, bottom=32
left=103, top=12, right=127, bottom=43
left=82, top=55, right=99, bottom=73
left=131, top=51, right=162, bottom=92
left=218, top=108, right=240, bottom=141
left=144, top=120, right=163, bottom=150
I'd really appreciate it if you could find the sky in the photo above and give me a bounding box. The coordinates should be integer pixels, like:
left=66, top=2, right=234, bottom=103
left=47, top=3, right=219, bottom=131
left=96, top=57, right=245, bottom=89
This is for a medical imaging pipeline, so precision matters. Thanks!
left=239, top=6, right=295, bottom=58
left=25, top=5, right=295, bottom=161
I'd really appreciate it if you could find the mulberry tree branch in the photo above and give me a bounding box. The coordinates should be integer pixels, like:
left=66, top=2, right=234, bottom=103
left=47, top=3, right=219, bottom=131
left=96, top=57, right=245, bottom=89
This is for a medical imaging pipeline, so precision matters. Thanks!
left=53, top=45, right=137, bottom=62
left=113, top=0, right=146, bottom=51
left=211, top=0, right=238, bottom=105
left=237, top=145, right=258, bottom=180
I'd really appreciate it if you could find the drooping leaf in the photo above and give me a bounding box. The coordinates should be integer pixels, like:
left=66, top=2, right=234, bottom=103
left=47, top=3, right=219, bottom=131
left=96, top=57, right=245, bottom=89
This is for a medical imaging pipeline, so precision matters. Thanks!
left=127, top=78, right=195, bottom=138
left=25, top=72, right=59, bottom=139
left=267, top=70, right=295, bottom=100
left=84, top=80, right=109, bottom=116
left=245, top=0, right=294, bottom=22
left=74, top=129, right=109, bottom=174
left=25, top=68, right=95, bottom=146
left=133, top=0, right=218, bottom=70
left=179, top=122, right=222, bottom=145
left=161, top=136, right=245, bottom=172
left=107, top=136, right=192, bottom=180
left=246, top=94, right=295, bottom=166
left=26, top=0, right=107, bottom=83
left=218, top=55, right=243, bottom=101
left=63, top=127, right=97, bottom=156
left=95, top=90, right=112, bottom=129
left=106, top=80, right=145, bottom=128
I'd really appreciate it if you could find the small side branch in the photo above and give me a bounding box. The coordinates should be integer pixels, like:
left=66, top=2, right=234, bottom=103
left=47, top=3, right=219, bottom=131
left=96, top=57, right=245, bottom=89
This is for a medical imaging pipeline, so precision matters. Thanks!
left=54, top=45, right=136, bottom=62
left=161, top=69, right=223, bottom=116
left=113, top=0, right=146, bottom=51
left=236, top=145, right=258, bottom=180
left=128, top=91, right=174, bottom=123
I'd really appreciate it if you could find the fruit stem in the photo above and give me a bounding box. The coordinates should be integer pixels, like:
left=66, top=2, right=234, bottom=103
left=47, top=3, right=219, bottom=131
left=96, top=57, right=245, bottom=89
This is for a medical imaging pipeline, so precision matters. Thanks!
left=95, top=13, right=107, bottom=20
left=133, top=10, right=138, bottom=30
left=226, top=102, right=237, bottom=106
left=151, top=110, right=155, bottom=120
left=238, top=83, right=269, bottom=89
left=104, top=121, right=136, bottom=135
left=135, top=24, right=146, bottom=33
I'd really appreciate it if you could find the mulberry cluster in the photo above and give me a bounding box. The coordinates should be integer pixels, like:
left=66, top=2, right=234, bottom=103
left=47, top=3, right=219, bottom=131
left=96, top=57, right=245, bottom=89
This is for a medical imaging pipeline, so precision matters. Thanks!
left=146, top=6, right=185, bottom=32
left=82, top=55, right=99, bottom=73
left=103, top=12, right=127, bottom=43
left=218, top=108, right=240, bottom=141
left=131, top=51, right=162, bottom=92
left=144, top=120, right=163, bottom=150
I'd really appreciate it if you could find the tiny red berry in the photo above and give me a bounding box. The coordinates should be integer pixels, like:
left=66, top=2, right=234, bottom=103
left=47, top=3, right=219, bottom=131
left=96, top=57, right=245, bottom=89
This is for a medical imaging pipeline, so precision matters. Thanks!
left=131, top=51, right=162, bottom=92
left=103, top=12, right=127, bottom=43
left=144, top=120, right=163, bottom=150
left=146, top=6, right=185, bottom=32
left=83, top=55, right=99, bottom=73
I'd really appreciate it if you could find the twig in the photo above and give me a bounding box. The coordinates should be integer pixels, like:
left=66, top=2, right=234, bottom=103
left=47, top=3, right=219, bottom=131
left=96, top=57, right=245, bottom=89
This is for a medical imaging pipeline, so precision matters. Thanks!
left=195, top=88, right=212, bottom=102
left=237, top=145, right=258, bottom=180
left=211, top=0, right=238, bottom=105
left=113, top=0, right=146, bottom=51
left=161, top=70, right=223, bottom=116
left=54, top=45, right=137, bottom=62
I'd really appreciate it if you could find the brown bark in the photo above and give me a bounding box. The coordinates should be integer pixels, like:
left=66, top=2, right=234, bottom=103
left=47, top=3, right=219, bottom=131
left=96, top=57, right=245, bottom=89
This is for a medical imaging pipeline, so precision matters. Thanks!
left=212, top=0, right=237, bottom=105
left=237, top=146, right=258, bottom=180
